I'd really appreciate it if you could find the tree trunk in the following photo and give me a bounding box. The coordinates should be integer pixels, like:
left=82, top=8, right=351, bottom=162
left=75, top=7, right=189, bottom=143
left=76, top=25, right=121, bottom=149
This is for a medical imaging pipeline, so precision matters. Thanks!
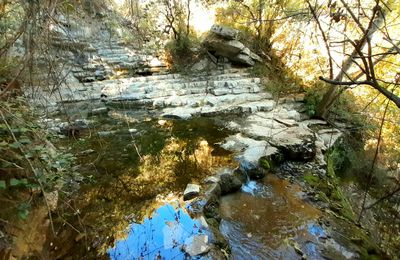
left=316, top=2, right=385, bottom=118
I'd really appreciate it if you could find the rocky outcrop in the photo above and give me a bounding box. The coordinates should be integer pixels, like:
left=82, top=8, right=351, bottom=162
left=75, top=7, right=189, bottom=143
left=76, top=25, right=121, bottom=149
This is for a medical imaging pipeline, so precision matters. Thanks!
left=46, top=14, right=168, bottom=84
left=29, top=68, right=276, bottom=121
left=269, top=126, right=316, bottom=161
left=220, top=97, right=343, bottom=176
left=210, top=24, right=238, bottom=40
left=204, top=24, right=262, bottom=66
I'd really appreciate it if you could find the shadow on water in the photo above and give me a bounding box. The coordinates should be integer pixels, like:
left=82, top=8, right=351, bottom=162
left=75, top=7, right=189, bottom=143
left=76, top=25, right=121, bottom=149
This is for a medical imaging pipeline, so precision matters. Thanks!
left=108, top=203, right=208, bottom=259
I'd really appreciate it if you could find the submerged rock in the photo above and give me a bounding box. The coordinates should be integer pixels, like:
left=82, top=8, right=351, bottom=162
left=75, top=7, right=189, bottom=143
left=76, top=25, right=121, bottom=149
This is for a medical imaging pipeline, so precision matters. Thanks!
left=184, top=234, right=210, bottom=256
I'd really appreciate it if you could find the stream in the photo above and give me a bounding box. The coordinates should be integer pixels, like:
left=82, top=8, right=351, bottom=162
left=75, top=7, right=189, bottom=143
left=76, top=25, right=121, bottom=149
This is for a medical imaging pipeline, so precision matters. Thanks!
left=9, top=101, right=360, bottom=259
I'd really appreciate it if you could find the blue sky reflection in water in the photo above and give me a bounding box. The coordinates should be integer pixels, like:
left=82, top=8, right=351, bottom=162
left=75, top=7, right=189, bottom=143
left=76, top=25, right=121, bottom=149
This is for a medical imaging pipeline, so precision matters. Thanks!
left=108, top=204, right=207, bottom=259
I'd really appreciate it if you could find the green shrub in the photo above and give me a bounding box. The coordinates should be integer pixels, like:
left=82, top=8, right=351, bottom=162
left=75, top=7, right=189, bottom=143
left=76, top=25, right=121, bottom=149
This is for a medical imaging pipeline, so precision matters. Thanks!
left=0, top=98, right=78, bottom=220
left=304, top=88, right=323, bottom=117
left=164, top=35, right=200, bottom=72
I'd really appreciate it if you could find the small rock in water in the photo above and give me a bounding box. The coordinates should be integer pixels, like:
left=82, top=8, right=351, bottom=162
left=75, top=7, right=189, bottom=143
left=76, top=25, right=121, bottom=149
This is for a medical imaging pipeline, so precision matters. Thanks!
left=128, top=128, right=137, bottom=133
left=184, top=234, right=210, bottom=257
left=183, top=184, right=201, bottom=201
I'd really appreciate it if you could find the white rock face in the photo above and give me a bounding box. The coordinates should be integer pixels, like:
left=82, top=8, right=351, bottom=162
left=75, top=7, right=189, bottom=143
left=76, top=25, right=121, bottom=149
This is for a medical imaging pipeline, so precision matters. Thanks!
left=317, top=129, right=342, bottom=149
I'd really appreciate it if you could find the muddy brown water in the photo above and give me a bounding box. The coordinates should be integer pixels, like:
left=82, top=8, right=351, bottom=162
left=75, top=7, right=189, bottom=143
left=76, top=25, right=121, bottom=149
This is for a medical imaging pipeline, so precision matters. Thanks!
left=220, top=176, right=324, bottom=259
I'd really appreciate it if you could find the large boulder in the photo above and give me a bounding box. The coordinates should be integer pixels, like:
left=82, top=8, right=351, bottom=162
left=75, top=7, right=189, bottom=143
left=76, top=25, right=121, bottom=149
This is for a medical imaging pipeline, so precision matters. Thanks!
left=210, top=24, right=238, bottom=40
left=204, top=37, right=245, bottom=57
left=204, top=25, right=262, bottom=66
left=269, top=126, right=316, bottom=161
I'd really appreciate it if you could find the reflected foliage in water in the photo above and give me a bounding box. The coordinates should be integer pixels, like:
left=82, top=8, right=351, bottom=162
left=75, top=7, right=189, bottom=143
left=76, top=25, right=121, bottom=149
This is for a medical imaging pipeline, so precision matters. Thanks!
left=53, top=112, right=235, bottom=257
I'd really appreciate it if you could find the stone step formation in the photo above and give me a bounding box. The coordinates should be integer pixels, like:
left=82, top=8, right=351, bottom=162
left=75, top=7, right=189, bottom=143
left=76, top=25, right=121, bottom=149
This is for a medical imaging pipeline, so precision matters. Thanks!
left=38, top=22, right=344, bottom=183
left=34, top=19, right=359, bottom=259
left=70, top=39, right=167, bottom=83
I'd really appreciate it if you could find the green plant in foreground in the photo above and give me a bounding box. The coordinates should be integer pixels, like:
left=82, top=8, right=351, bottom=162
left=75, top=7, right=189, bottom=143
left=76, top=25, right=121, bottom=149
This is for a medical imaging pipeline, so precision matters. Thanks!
left=0, top=98, right=78, bottom=220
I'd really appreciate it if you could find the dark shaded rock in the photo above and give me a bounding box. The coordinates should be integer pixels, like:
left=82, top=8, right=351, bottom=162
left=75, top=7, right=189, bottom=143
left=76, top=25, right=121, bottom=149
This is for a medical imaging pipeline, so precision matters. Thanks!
left=233, top=167, right=247, bottom=183
left=206, top=217, right=229, bottom=250
left=201, top=183, right=222, bottom=218
left=204, top=195, right=220, bottom=220
left=219, top=172, right=242, bottom=195
left=276, top=135, right=316, bottom=161
left=269, top=127, right=317, bottom=161
left=258, top=152, right=284, bottom=171
left=239, top=160, right=266, bottom=180
left=204, top=38, right=245, bottom=58
left=205, top=182, right=222, bottom=199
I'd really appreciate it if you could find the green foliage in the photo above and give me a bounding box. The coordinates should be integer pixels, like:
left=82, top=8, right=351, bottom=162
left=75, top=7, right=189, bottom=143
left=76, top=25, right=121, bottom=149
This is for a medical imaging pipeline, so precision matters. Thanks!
left=328, top=134, right=390, bottom=191
left=250, top=55, right=304, bottom=96
left=164, top=35, right=200, bottom=71
left=0, top=98, right=78, bottom=221
left=302, top=154, right=356, bottom=221
left=17, top=202, right=30, bottom=220
left=303, top=172, right=319, bottom=186
left=304, top=89, right=323, bottom=117
left=259, top=157, right=271, bottom=170
left=326, top=151, right=356, bottom=221
left=0, top=57, right=21, bottom=85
